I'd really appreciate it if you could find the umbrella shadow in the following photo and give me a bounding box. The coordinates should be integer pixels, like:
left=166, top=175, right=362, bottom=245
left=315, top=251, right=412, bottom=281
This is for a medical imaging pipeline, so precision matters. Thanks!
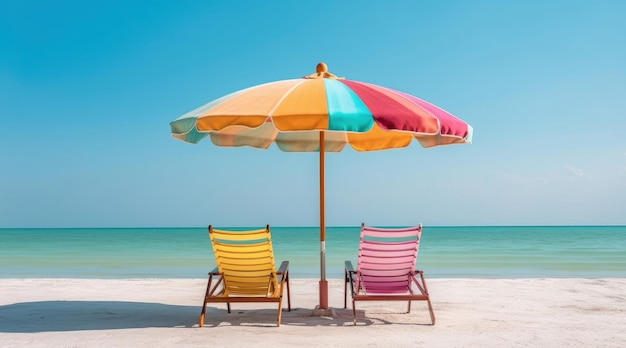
left=0, top=301, right=373, bottom=332
left=0, top=301, right=199, bottom=333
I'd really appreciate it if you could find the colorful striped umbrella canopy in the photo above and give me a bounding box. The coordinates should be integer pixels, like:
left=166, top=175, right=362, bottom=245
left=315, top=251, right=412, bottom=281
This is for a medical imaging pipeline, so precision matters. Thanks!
left=170, top=63, right=473, bottom=309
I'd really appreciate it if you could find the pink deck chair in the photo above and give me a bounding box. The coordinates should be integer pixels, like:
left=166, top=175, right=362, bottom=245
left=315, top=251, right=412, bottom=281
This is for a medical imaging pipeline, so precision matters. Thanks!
left=344, top=223, right=435, bottom=325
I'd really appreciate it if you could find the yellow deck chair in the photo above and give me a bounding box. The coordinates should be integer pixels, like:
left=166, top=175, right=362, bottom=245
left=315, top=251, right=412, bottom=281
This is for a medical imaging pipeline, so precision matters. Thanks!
left=199, top=225, right=291, bottom=327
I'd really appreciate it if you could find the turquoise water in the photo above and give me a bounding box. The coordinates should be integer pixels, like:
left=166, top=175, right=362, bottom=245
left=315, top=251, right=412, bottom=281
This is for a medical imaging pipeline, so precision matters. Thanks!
left=1, top=226, right=625, bottom=279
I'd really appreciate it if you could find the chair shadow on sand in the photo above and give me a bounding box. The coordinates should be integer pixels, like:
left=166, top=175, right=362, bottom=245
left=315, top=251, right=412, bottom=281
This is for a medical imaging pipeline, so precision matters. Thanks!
left=0, top=301, right=385, bottom=332
left=0, top=301, right=199, bottom=332
left=0, top=301, right=438, bottom=333
left=198, top=304, right=434, bottom=328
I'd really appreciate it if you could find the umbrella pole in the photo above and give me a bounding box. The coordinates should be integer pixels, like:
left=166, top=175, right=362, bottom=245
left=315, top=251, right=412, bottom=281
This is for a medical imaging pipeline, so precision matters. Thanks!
left=319, top=131, right=328, bottom=309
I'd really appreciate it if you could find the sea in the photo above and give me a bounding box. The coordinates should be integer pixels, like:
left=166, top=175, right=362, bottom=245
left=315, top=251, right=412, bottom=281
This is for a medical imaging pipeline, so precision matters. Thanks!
left=1, top=226, right=625, bottom=279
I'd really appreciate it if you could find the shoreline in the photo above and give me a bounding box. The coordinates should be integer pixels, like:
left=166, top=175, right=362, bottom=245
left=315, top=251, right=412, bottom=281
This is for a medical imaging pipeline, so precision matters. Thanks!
left=1, top=278, right=625, bottom=347
left=4, top=226, right=625, bottom=280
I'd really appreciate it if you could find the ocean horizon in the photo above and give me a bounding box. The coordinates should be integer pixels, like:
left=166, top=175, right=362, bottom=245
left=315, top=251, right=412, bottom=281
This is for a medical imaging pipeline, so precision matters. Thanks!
left=1, top=225, right=625, bottom=279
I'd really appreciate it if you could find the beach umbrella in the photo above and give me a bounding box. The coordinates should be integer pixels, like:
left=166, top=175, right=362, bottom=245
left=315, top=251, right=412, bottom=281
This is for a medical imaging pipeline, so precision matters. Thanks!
left=170, top=63, right=473, bottom=309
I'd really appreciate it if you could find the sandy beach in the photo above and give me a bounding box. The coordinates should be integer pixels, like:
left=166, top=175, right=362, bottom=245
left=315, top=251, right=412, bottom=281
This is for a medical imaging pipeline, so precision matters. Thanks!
left=1, top=278, right=625, bottom=347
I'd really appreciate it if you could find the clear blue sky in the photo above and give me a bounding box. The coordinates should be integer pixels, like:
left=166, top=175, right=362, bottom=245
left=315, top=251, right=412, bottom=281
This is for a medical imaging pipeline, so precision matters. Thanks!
left=1, top=0, right=624, bottom=228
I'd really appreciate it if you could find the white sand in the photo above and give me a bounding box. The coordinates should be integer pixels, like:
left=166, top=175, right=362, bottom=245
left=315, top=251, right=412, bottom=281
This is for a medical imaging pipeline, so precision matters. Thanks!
left=1, top=278, right=625, bottom=347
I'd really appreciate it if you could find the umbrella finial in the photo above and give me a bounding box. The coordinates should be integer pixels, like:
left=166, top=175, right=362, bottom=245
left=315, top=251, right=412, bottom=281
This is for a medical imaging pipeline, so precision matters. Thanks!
left=304, top=62, right=344, bottom=79
left=316, top=62, right=328, bottom=73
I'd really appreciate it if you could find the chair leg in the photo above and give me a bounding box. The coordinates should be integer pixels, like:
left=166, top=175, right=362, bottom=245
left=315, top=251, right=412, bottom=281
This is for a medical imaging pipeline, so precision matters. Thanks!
left=427, top=298, right=436, bottom=325
left=277, top=299, right=283, bottom=327
left=276, top=271, right=289, bottom=326
left=407, top=300, right=412, bottom=313
left=344, top=270, right=347, bottom=309
left=199, top=302, right=206, bottom=327
left=418, top=271, right=435, bottom=325
left=352, top=299, right=357, bottom=326
left=227, top=302, right=231, bottom=313
left=286, top=272, right=291, bottom=311
left=199, top=276, right=213, bottom=327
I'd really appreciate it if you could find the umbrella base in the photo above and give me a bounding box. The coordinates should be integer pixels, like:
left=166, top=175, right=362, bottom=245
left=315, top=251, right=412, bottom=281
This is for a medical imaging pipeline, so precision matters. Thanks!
left=310, top=305, right=337, bottom=318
